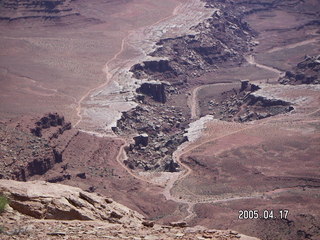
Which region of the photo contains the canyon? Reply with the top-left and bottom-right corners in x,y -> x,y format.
0,0 -> 320,239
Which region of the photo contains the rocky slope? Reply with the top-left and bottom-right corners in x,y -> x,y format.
0,180 -> 259,240
200,81 -> 294,122
115,0 -> 298,172
279,55 -> 320,85
130,1 -> 254,85
0,180 -> 140,221
0,0 -> 78,21
0,113 -> 77,181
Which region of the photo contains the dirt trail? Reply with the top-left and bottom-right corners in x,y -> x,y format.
74,1 -> 183,128
74,2 -> 320,223
169,106 -> 320,220
189,82 -> 236,119
110,36 -> 320,221
74,31 -> 130,128
167,45 -> 320,221
245,55 -> 283,76
189,86 -> 200,120
267,37 -> 319,53
72,0 -> 197,208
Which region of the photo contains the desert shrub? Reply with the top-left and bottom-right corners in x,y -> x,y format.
0,195 -> 8,213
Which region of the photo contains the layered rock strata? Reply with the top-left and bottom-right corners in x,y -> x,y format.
0,0 -> 78,21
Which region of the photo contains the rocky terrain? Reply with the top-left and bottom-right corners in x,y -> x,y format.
199,80 -> 293,122
0,114 -> 178,221
0,0 -> 319,239
0,113 -> 75,181
0,0 -> 82,23
115,0 -> 256,171
279,55 -> 320,85
0,180 -> 259,240
115,0 -> 297,172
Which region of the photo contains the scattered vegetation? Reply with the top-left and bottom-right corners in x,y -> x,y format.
0,195 -> 9,213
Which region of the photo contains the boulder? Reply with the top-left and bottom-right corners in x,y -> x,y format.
164,159 -> 179,172
142,221 -> 155,228
240,80 -> 260,92
134,134 -> 149,147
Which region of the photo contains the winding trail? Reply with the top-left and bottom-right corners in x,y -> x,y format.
107,34 -> 320,221
267,37 -> 319,53
74,36 -> 127,128
72,2 -> 320,223
164,47 -> 320,220
74,1 -> 184,128
245,55 -> 283,77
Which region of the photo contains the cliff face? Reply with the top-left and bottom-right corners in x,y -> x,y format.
0,0 -> 80,22
137,81 -> 167,103
130,2 -> 254,85
0,113 -> 76,181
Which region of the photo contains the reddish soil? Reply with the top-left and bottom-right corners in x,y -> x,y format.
167,2 -> 320,239
30,131 -> 180,222
0,0 -> 179,123
1,1 -> 320,240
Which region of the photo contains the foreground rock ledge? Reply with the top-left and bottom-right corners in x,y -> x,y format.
0,180 -> 259,239
0,180 -> 139,222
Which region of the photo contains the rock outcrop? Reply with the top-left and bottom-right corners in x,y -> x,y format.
31,113 -> 71,138
0,113 -> 76,181
279,55 -> 320,85
133,133 -> 149,147
0,180 -> 260,240
0,180 -> 142,222
131,60 -> 176,80
201,81 -> 293,122
0,0 -> 79,22
240,80 -> 260,92
137,81 -> 167,103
